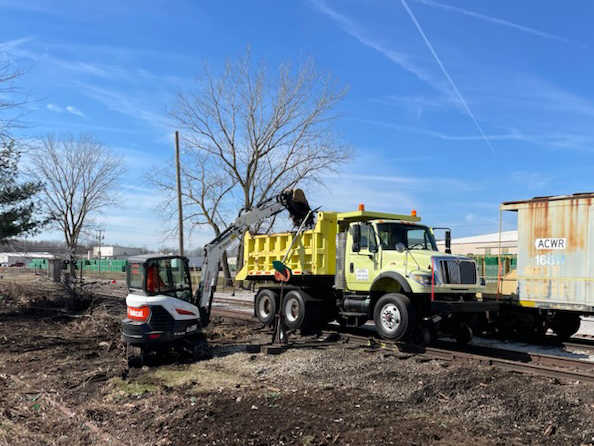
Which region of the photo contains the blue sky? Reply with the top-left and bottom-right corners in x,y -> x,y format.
1,0 -> 593,249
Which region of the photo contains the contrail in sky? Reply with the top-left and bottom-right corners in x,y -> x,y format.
412,0 -> 570,44
401,0 -> 496,154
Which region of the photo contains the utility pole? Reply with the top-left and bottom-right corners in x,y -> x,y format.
175,130 -> 184,256
96,230 -> 104,274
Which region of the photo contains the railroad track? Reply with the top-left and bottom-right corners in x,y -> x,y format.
211,307 -> 594,385
93,293 -> 594,384
213,298 -> 594,353
212,297 -> 253,309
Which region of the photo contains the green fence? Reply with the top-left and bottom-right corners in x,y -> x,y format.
27,258 -> 49,270
469,254 -> 517,283
26,258 -> 128,273
77,259 -> 127,272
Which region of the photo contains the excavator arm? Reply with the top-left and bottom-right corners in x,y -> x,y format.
195,189 -> 312,327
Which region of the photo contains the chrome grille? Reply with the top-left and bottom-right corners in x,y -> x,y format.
440,260 -> 476,285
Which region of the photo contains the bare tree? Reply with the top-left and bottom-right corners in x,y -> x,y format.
30,135 -> 125,277
152,151 -> 236,281
0,57 -> 25,144
169,49 -> 350,269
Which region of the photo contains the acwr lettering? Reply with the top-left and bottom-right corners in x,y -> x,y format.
534,238 -> 567,250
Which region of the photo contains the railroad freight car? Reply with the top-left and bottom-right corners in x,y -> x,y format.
486,193 -> 593,339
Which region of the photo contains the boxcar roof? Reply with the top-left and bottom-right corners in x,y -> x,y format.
501,192 -> 594,208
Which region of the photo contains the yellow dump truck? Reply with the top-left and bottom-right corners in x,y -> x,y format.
236,206 -> 497,342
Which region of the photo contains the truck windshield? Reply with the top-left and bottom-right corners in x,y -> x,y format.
146,258 -> 192,300
376,223 -> 438,251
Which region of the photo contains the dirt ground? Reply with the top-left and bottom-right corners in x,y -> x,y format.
1,274 -> 594,446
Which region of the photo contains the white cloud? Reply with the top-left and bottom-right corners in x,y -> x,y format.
46,103 -> 63,113
46,103 -> 85,118
0,36 -> 35,51
344,173 -> 476,191
511,171 -> 553,191
78,83 -> 171,131
359,119 -> 594,152
65,105 -> 85,117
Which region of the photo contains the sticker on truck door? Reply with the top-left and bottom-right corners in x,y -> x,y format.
355,269 -> 368,281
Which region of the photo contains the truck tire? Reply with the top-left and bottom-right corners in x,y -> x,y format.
373,293 -> 416,341
255,289 -> 278,325
282,290 -> 306,330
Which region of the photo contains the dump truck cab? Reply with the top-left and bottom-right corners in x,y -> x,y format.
334,208 -> 491,340
338,211 -> 483,297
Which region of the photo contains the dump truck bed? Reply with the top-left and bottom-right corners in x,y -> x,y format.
235,212 -> 338,280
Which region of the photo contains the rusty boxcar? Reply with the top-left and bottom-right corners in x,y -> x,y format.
490,193 -> 593,339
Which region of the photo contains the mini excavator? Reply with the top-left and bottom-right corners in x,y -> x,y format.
121,189 -> 312,367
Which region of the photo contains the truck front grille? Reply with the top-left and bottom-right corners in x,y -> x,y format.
148,306 -> 174,331
440,260 -> 476,285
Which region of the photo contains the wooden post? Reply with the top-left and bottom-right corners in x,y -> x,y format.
175,131 -> 184,256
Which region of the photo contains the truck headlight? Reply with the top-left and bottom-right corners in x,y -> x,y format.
411,273 -> 434,286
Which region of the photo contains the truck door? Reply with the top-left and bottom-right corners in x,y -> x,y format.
345,222 -> 379,291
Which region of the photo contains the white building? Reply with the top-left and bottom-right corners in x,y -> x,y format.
89,246 -> 145,259
437,230 -> 518,255
0,252 -> 55,267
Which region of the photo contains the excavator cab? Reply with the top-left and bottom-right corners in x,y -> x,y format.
127,255 -> 193,301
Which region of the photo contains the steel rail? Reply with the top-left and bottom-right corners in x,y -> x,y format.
323,330 -> 594,384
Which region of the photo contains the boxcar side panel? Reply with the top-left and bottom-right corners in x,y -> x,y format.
514,197 -> 593,312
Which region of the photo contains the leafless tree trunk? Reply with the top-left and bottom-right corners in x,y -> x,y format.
170,49 -> 351,271
29,135 -> 125,281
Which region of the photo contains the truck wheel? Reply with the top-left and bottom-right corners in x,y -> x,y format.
373,293 -> 415,341
255,289 -> 278,325
552,313 -> 581,340
282,290 -> 306,330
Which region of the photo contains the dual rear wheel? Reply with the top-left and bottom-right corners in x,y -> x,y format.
254,288 -> 324,333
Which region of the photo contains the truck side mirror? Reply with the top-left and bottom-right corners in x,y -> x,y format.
352,224 -> 361,252
445,230 -> 452,254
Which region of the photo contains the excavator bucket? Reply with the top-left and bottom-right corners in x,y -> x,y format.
281,188 -> 315,228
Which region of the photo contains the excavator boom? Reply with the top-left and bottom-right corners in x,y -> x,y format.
195,189 -> 311,326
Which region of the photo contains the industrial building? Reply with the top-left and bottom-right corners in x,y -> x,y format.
437,230 -> 518,255
89,245 -> 145,259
